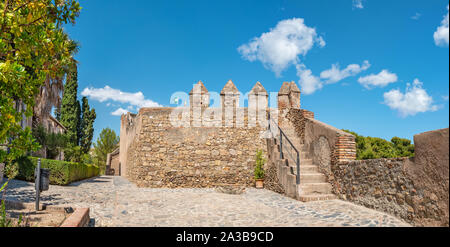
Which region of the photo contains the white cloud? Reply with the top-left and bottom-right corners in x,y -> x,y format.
296,60 -> 370,95
320,60 -> 371,84
238,18 -> 325,76
111,108 -> 129,116
82,86 -> 162,116
411,13 -> 421,20
434,5 -> 449,47
383,79 -> 438,117
81,85 -> 162,108
358,69 -> 398,89
353,0 -> 363,9
296,64 -> 323,95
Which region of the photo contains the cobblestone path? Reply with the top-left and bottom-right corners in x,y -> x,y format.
2,176 -> 410,227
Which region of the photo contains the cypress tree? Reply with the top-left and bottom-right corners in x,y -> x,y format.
59,64 -> 80,147
76,100 -> 81,146
80,97 -> 97,154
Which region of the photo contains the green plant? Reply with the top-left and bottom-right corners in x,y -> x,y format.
0,200 -> 12,227
64,144 -> 82,163
14,156 -> 99,185
0,200 -> 23,227
254,149 -> 266,180
1,180 -> 24,227
3,161 -> 18,180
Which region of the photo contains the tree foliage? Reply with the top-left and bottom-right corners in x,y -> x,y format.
93,128 -> 119,173
31,124 -> 67,159
343,130 -> 415,160
60,72 -> 97,162
59,64 -> 80,147
0,0 -> 81,165
79,97 -> 96,154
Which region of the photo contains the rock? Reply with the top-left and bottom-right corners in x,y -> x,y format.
429,193 -> 438,202
396,193 -> 405,205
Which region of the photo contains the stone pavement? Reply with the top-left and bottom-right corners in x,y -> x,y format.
1,176 -> 410,227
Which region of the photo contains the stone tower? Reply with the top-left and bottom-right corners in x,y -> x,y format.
288,81 -> 300,109
221,80 -> 240,127
220,80 -> 239,108
249,81 -> 268,126
189,81 -> 209,126
278,81 -> 301,110
189,80 -> 210,108
278,81 -> 301,124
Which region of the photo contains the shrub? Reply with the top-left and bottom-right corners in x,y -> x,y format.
254,149 -> 266,180
13,156 -> 99,185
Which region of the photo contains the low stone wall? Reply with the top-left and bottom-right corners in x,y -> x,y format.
332,158 -> 417,224
332,128 -> 449,226
124,108 -> 267,188
264,138 -> 285,194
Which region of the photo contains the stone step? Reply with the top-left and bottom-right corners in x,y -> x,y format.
299,173 -> 326,183
300,159 -> 312,166
276,147 -> 311,160
298,194 -> 337,202
289,164 -> 316,175
299,165 -> 318,173
297,183 -> 332,194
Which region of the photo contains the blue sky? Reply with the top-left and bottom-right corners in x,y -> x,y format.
64,0 -> 449,143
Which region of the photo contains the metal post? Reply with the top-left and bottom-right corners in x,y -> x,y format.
279,130 -> 283,159
296,152 -> 300,184
35,158 -> 41,211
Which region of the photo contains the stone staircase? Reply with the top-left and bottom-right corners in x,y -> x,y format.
267,121 -> 336,202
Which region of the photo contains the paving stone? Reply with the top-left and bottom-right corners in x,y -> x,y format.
2,176 -> 410,227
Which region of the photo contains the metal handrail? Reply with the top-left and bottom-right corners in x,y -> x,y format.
267,112 -> 300,184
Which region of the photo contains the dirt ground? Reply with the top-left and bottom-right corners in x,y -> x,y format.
5,207 -> 71,227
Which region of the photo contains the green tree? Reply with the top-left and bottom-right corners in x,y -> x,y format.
0,0 -> 81,166
76,99 -> 81,145
80,97 -> 96,154
342,129 -> 414,160
391,137 -> 415,157
59,64 -> 80,148
93,128 -> 119,174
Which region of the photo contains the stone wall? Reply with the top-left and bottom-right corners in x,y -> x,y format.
331,128 -> 449,226
120,112 -> 141,177
122,108 -> 267,188
106,148 -> 120,176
